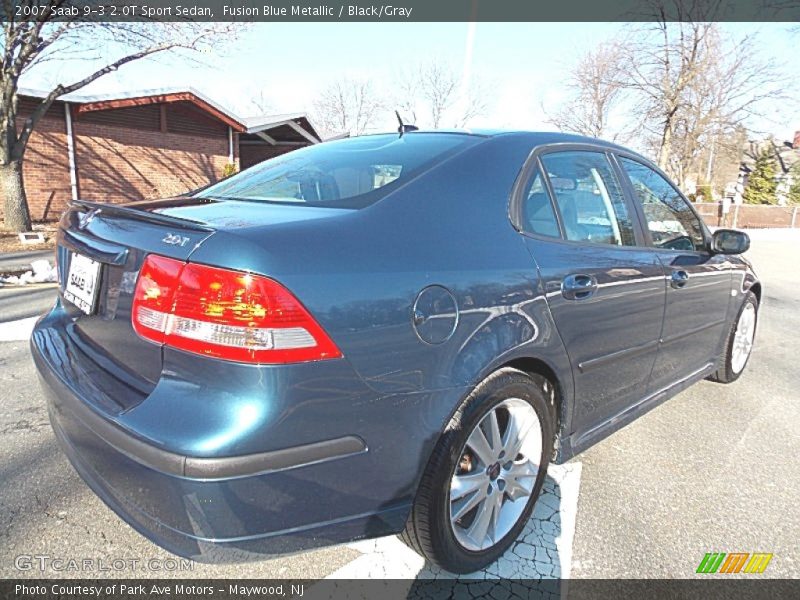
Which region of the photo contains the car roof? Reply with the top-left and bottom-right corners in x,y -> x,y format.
358,129 -> 633,154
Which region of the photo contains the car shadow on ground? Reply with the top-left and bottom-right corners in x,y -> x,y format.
326,463 -> 581,589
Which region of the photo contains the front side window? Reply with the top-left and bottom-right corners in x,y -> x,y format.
198,133 -> 480,209
540,151 -> 635,246
619,157 -> 705,251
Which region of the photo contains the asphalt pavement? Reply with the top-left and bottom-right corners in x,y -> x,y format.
570,230 -> 799,578
0,231 -> 797,580
0,249 -> 58,323
0,331 -> 359,579
0,285 -> 57,323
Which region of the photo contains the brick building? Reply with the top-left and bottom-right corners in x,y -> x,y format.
14,87 -> 321,221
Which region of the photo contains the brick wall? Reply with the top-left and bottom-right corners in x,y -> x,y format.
11,100 -> 73,221
2,99 -> 241,223
73,118 -> 233,204
5,95 -> 313,223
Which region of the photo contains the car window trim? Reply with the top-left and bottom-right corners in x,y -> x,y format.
533,156 -> 568,239
510,143 -> 648,249
508,152 -> 564,240
612,151 -> 713,253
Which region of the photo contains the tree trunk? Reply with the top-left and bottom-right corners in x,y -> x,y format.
657,122 -> 673,171
1,160 -> 32,232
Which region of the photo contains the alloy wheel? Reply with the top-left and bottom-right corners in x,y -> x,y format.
449,398 -> 543,552
731,302 -> 756,374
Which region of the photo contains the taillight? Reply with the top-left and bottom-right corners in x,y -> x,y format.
132,255 -> 342,364
131,255 -> 183,344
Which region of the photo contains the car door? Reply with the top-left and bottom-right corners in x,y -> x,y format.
617,156 -> 733,392
516,148 -> 666,436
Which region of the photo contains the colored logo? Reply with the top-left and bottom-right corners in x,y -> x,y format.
697,552 -> 773,574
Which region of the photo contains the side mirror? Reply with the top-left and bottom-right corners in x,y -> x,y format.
712,229 -> 750,255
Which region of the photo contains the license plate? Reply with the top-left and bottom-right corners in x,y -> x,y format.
63,252 -> 101,315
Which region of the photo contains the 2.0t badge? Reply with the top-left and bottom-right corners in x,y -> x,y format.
162,233 -> 190,247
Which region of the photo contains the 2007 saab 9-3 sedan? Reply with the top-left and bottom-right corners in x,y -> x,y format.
32,131 -> 759,573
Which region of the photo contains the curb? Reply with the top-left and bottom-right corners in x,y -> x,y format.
0,282 -> 58,290
0,250 -> 55,274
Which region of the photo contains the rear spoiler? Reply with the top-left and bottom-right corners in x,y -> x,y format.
70,199 -> 215,233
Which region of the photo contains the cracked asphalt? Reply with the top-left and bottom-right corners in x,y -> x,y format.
327,463 -> 581,581
0,230 -> 797,580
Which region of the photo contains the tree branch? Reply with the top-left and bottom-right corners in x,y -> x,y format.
14,27 -> 215,156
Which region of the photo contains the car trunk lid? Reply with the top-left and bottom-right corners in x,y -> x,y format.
57,197 -> 348,412
57,200 -> 215,409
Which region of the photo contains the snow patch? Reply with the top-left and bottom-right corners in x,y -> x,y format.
0,316 -> 39,342
0,259 -> 57,286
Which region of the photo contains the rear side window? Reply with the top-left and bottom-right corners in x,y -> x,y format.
540,151 -> 636,246
619,157 -> 705,251
198,133 -> 480,209
520,168 -> 560,238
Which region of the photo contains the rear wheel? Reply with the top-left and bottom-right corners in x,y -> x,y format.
401,368 -> 554,573
708,292 -> 758,384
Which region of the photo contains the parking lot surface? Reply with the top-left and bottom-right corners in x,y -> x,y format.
0,230 -> 796,579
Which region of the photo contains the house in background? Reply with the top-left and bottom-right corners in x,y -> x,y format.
12,87 -> 321,221
739,130 -> 800,206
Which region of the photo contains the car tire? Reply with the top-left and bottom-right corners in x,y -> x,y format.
401,367 -> 555,573
708,291 -> 759,384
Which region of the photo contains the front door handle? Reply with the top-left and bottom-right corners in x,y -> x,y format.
671,270 -> 690,289
562,274 -> 598,300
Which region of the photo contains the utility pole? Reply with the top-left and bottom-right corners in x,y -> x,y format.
455,1 -> 478,128
705,137 -> 716,186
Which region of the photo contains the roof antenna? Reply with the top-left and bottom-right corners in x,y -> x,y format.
395,110 -> 419,136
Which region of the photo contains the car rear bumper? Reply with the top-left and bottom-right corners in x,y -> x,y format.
42,370 -> 367,481
45,399 -> 405,561
31,307 -> 466,561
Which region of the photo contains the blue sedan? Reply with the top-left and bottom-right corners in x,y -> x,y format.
32,131 -> 759,573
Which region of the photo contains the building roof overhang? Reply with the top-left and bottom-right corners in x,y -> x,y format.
18,86 -> 321,143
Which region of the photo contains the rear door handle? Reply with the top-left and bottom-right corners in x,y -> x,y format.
562,274 -> 598,300
671,270 -> 690,289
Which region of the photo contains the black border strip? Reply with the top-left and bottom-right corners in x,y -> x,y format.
2,578 -> 799,599
2,0 -> 799,23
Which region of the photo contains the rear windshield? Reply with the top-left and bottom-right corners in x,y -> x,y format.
197,133 -> 480,209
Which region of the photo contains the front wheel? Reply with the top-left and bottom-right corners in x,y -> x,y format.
708,291 -> 759,384
401,368 -> 554,573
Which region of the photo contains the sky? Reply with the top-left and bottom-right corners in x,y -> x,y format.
20,22 -> 800,147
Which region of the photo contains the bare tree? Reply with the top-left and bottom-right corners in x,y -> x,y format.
245,90 -> 275,116
393,66 -> 420,125
312,78 -> 382,138
545,42 -> 627,140
1,2 -> 236,232
620,22 -> 715,171
452,77 -> 488,129
394,61 -> 487,129
618,22 -> 784,187
419,62 -> 458,128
